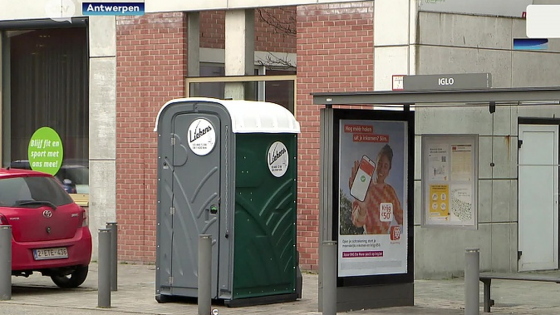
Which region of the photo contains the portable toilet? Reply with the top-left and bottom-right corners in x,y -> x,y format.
154,98 -> 301,306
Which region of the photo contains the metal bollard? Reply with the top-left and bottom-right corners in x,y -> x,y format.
98,228 -> 111,308
465,248 -> 480,315
322,241 -> 337,315
106,222 -> 118,291
198,234 -> 212,315
0,226 -> 12,300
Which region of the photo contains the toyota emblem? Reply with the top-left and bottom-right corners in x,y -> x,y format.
43,210 -> 53,218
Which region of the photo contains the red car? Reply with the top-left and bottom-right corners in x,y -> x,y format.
0,168 -> 92,288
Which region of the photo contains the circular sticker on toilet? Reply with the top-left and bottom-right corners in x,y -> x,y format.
267,141 -> 289,177
188,118 -> 216,156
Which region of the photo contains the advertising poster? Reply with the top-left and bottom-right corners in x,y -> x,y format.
422,135 -> 478,228
338,120 -> 408,277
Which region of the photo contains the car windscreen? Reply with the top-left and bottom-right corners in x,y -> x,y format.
0,176 -> 74,207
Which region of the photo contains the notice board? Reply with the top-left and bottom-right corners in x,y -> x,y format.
421,135 -> 478,229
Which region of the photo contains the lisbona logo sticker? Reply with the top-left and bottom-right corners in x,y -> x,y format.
268,141 -> 289,177
188,119 -> 216,156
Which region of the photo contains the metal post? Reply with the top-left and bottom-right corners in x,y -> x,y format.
106,222 -> 118,291
322,241 -> 337,315
98,229 -> 111,308
465,248 -> 480,315
198,234 -> 212,315
318,107 -> 335,312
0,226 -> 12,301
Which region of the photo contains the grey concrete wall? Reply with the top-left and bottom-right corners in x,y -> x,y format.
414,12 -> 560,279
88,16 -> 117,261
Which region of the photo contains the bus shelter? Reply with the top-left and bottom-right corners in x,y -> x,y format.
313,87 -> 560,312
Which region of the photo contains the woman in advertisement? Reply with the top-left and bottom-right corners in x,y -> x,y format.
348,144 -> 403,235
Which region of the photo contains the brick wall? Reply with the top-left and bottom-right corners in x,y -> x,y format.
113,5 -> 372,270
200,10 -> 224,49
116,13 -> 187,262
200,7 -> 297,52
296,2 -> 374,270
115,8 -> 297,264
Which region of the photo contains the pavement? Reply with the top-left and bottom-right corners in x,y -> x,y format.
3,263 -> 560,314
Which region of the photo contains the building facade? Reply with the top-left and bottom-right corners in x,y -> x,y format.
1,0 -> 560,279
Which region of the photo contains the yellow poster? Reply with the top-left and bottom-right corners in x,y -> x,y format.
429,185 -> 449,217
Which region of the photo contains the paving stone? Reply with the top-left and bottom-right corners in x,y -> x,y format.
3,263 -> 560,314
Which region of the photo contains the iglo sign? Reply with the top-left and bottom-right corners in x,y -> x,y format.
400,73 -> 492,91
188,118 -> 216,156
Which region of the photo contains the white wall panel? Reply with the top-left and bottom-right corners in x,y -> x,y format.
89,16 -> 115,57
89,160 -> 117,260
89,58 -> 116,160
0,0 -> 71,20
414,224 -> 492,278
512,51 -> 560,87
416,46 -> 513,87
418,12 -> 513,50
374,0 -> 410,46
374,46 -> 410,91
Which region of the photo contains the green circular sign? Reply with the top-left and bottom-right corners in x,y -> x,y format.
28,127 -> 64,175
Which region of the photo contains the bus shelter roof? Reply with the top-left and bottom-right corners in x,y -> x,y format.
312,87 -> 560,106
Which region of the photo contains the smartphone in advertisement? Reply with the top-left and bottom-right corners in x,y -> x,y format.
350,155 -> 376,202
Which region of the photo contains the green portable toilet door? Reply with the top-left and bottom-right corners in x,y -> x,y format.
233,134 -> 297,299
170,113 -> 220,297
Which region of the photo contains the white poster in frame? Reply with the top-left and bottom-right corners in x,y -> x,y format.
338,119 -> 408,277
421,135 -> 478,229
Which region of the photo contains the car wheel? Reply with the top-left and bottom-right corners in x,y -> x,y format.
51,265 -> 89,288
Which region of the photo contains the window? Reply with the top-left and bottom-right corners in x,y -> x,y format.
188,64 -> 296,113
1,27 -> 89,193
0,176 -> 73,207
198,64 -> 225,99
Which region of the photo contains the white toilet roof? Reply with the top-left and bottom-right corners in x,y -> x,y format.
154,97 -> 300,134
